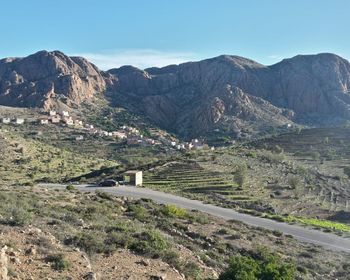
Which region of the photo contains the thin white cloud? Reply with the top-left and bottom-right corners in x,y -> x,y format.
73,49 -> 197,70
267,55 -> 283,60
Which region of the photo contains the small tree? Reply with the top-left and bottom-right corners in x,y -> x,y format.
288,176 -> 302,198
234,163 -> 248,189
288,176 -> 300,189
344,167 -> 350,178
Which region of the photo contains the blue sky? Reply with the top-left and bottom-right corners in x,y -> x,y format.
1,0 -> 349,69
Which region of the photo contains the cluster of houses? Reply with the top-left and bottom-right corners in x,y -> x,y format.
1,117 -> 25,125
41,110 -> 84,127
1,111 -> 213,150
88,125 -> 137,139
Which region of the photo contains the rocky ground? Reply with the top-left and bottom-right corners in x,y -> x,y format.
1,186 -> 350,279
0,227 -> 184,280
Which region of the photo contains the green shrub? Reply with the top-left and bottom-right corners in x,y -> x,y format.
182,261 -> 202,279
104,232 -> 133,252
6,207 -> 33,226
128,204 -> 150,222
260,151 -> 285,164
234,163 -> 247,188
96,190 -> 113,200
130,230 -> 169,256
219,250 -> 295,280
344,166 -> 350,178
246,151 -> 257,158
46,254 -> 70,271
161,249 -> 181,268
162,204 -> 188,219
219,255 -> 259,280
68,232 -> 105,255
288,175 -> 301,188
274,145 -> 284,154
66,185 -> 75,191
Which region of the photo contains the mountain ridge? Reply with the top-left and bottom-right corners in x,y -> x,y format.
1,50 -> 350,137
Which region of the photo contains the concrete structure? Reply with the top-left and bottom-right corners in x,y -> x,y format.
85,124 -> 94,130
123,170 -> 143,187
15,118 -> 24,125
49,110 -> 57,116
127,137 -> 142,145
40,119 -> 49,124
112,131 -> 127,139
1,118 -> 11,124
51,116 -> 61,124
74,120 -> 83,127
61,111 -> 69,117
63,117 -> 74,126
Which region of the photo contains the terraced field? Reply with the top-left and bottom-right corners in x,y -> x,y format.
144,161 -> 254,203
253,127 -> 350,160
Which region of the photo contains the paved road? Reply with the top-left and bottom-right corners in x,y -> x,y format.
39,183 -> 350,253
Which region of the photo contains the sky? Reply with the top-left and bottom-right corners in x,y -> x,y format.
0,0 -> 349,70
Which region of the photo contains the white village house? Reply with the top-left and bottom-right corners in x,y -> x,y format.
1,118 -> 11,124
40,119 -> 49,124
15,118 -> 25,125
51,116 -> 61,124
61,111 -> 70,117
63,117 -> 74,126
74,119 -> 83,127
75,135 -> 84,141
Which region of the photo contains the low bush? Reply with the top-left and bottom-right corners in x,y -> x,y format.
161,204 -> 188,219
130,230 -> 169,256
219,250 -> 295,280
234,163 -> 247,189
67,232 -> 106,255
96,190 -> 113,200
4,206 -> 33,226
128,204 -> 150,222
46,254 -> 70,271
66,185 -> 75,191
260,151 -> 285,164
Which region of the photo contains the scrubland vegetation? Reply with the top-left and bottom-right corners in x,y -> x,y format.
1,118 -> 350,279
1,186 -> 350,279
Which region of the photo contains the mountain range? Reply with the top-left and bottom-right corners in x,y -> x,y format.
1,50 -> 350,138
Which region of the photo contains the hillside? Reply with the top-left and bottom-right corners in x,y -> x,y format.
107,53 -> 350,137
1,185 -> 350,279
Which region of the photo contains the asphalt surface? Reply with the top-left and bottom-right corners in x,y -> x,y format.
39,183 -> 350,253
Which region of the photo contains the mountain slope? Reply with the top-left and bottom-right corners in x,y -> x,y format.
0,50 -> 106,109
106,53 -> 350,136
269,54 -> 350,121
1,51 -> 350,138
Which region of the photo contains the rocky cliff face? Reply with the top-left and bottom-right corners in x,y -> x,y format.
106,53 -> 350,136
0,50 -> 106,110
269,54 -> 350,120
1,51 -> 350,137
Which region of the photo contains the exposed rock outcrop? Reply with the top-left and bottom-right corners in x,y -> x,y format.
0,246 -> 8,280
0,50 -> 106,109
106,53 -> 350,137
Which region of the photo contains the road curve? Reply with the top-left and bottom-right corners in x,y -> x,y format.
39,183 -> 350,253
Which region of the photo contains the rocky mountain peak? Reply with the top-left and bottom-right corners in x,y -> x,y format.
208,55 -> 266,69
0,50 -> 106,109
